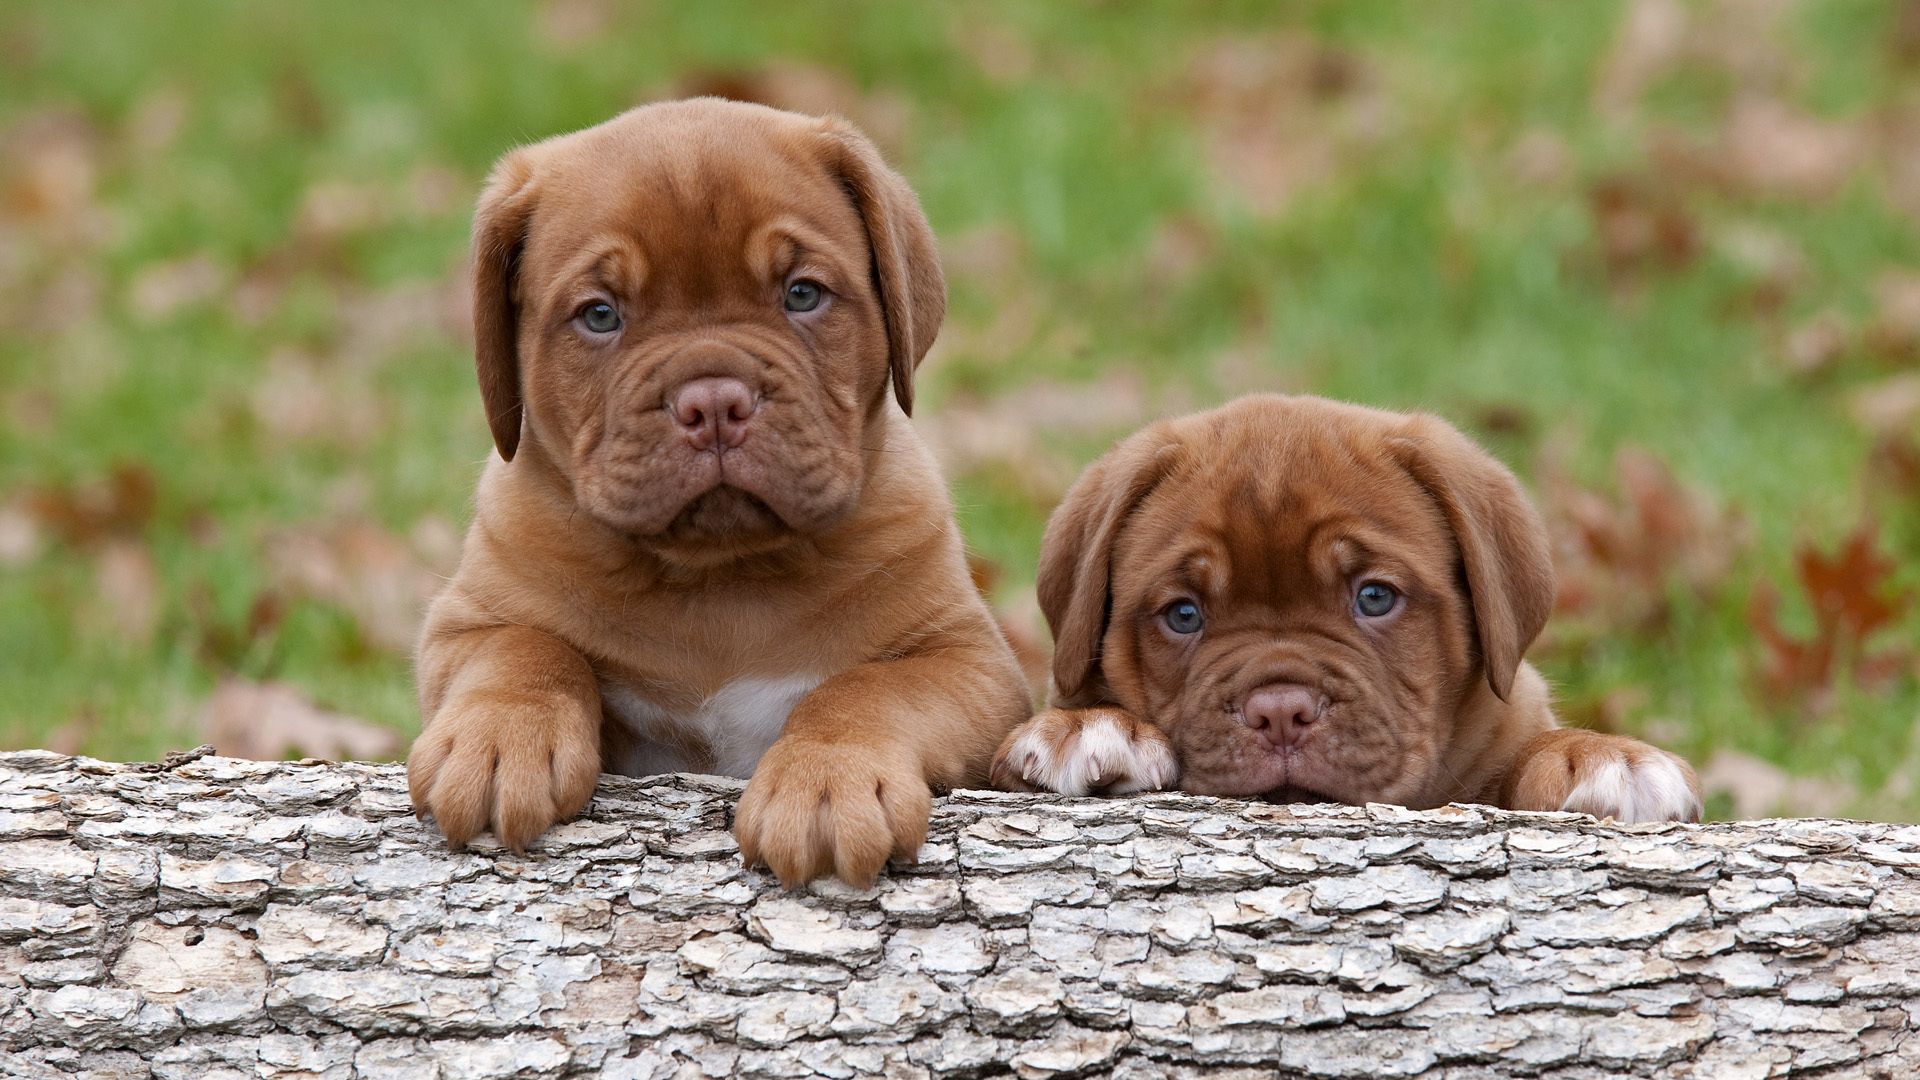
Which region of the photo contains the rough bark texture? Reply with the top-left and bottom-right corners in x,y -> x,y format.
2,749 -> 1918,1079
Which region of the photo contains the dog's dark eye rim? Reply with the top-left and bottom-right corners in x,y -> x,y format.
1161,599 -> 1205,635
784,278 -> 828,313
577,301 -> 621,333
1355,581 -> 1400,618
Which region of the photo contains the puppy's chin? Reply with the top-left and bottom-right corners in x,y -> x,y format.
1174,721 -> 1425,809
577,474 -> 863,568
664,486 -> 784,539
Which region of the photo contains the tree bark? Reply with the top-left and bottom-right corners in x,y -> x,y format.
1,748 -> 1917,1079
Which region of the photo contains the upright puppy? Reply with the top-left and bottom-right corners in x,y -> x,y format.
408,99 -> 1031,885
991,395 -> 1701,823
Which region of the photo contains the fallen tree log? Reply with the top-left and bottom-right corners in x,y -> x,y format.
1,748 -> 1917,1079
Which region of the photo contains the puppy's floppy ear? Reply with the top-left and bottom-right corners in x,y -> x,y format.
471,150 -> 540,461
1040,428 -> 1181,707
819,120 -> 945,416
1392,417 -> 1556,701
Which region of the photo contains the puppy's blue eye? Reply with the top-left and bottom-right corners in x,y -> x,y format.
1356,582 -> 1399,618
1163,600 -> 1205,635
784,280 -> 824,312
581,302 -> 620,333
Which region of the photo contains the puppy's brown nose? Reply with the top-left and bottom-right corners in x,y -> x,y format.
669,377 -> 758,451
1241,683 -> 1325,748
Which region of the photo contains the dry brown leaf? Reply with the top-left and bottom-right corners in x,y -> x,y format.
129,253 -> 227,322
0,500 -> 42,568
1697,749 -> 1857,818
250,347 -> 388,446
537,0 -> 616,50
919,371 -> 1157,509
1782,310 -> 1851,378
1539,443 -> 1746,635
265,518 -> 452,655
1717,95 -> 1865,201
37,708 -> 101,758
1748,523 -> 1916,718
125,87 -> 189,155
1862,271 -> 1920,366
1716,223 -> 1806,320
1593,0 -> 1688,118
1595,0 -> 1798,118
1143,215 -> 1217,293
24,461 -> 157,548
950,19 -> 1036,85
1580,175 -> 1700,293
93,538 -> 161,646
1851,372 -> 1920,438
198,678 -> 400,762
190,585 -> 287,671
1176,32 -> 1385,217
1504,129 -> 1572,189
0,107 -> 104,237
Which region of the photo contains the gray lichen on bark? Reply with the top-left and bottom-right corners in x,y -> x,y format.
2,748 -> 1918,1078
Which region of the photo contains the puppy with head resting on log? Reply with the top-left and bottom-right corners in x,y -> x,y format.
991,394 -> 1702,823
407,99 -> 1030,886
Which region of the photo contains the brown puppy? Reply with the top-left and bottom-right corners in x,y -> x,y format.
407,99 -> 1030,886
991,395 -> 1701,823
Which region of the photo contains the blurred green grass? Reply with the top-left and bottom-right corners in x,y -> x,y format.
1,1 -> 1916,818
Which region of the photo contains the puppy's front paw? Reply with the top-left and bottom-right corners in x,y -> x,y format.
734,739 -> 931,888
1506,730 -> 1701,823
989,707 -> 1178,796
406,693 -> 602,852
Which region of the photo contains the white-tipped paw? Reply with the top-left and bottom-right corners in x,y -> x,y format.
989,707 -> 1178,796
1510,730 -> 1702,823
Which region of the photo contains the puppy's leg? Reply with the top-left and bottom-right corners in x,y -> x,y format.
409,623 -> 603,852
989,706 -> 1178,796
1501,729 -> 1702,823
734,640 -> 1029,888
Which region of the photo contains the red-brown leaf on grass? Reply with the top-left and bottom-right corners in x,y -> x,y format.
1862,271 -> 1920,367
1748,523 -> 1916,717
23,461 -> 157,548
198,677 -> 400,762
1538,444 -> 1747,634
1174,32 -> 1386,217
189,585 -> 288,671
1897,0 -> 1920,68
265,518 -> 456,656
1578,175 -> 1700,295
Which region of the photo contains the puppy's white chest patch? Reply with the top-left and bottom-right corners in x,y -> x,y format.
602,674 -> 825,779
